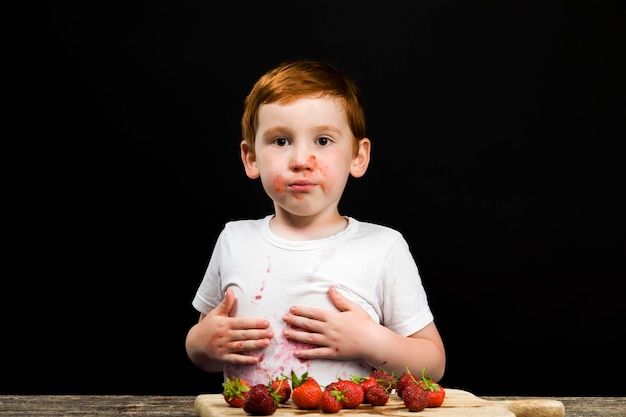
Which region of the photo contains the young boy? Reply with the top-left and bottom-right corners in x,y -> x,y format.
185,60 -> 446,387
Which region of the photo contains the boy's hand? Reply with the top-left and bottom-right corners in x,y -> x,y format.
198,288 -> 274,365
281,286 -> 377,360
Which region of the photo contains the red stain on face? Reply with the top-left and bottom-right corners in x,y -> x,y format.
273,175 -> 286,193
272,155 -> 337,196
318,165 -> 333,192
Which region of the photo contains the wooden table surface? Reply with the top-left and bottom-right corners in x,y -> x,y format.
0,394 -> 624,416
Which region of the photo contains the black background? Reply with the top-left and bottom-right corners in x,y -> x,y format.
5,1 -> 625,396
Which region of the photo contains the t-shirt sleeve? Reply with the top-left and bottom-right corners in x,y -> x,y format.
380,235 -> 434,336
191,230 -> 226,314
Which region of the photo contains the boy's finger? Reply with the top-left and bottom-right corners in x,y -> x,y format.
327,286 -> 353,312
215,288 -> 236,316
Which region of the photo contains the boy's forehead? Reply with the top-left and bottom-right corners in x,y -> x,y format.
259,96 -> 345,115
256,96 -> 349,133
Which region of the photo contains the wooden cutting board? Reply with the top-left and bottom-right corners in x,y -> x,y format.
195,388 -> 564,417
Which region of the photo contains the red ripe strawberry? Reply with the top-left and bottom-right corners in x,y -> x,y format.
402,384 -> 429,412
397,371 -> 417,399
319,383 -> 344,413
357,375 -> 378,391
332,379 -> 364,408
268,375 -> 291,404
417,367 -> 446,407
354,375 -> 378,403
426,385 -> 446,408
242,384 -> 278,415
370,367 -> 397,391
221,376 -> 251,407
290,371 -> 323,410
365,384 -> 390,406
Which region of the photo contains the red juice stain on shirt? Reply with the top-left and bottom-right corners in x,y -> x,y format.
252,280 -> 267,303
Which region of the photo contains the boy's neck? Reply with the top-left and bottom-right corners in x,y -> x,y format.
269,212 -> 348,241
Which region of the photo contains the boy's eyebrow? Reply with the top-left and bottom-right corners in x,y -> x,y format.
311,125 -> 342,135
259,126 -> 289,137
261,125 -> 343,136
261,125 -> 281,132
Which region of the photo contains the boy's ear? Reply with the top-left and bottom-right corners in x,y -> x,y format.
240,140 -> 260,179
350,138 -> 371,178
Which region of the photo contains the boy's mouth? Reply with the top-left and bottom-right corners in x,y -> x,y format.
289,180 -> 316,192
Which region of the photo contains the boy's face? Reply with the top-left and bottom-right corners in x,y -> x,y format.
241,96 -> 369,219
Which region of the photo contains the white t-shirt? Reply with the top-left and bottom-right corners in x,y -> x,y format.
191,215 -> 434,387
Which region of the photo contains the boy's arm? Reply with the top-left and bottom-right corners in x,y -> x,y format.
361,321 -> 445,382
186,313 -> 225,373
185,289 -> 274,372
283,286 -> 446,382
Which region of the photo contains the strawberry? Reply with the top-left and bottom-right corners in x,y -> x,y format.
402,383 -> 429,412
242,383 -> 279,415
319,382 -> 344,413
397,365 -> 420,399
357,374 -> 378,391
221,376 -> 251,407
268,374 -> 291,404
332,379 -> 364,408
426,385 -> 446,408
364,384 -> 390,406
354,375 -> 378,403
370,367 -> 397,391
417,367 -> 445,407
290,371 -> 323,410
397,371 -> 416,399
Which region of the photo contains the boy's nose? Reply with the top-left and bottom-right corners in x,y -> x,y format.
289,152 -> 316,171
289,144 -> 315,171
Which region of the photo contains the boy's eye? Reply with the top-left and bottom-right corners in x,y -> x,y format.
273,137 -> 288,146
317,136 -> 331,146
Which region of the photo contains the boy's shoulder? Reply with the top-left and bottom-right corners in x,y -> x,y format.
223,216 -> 269,231
225,216 -> 267,225
350,218 -> 404,239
